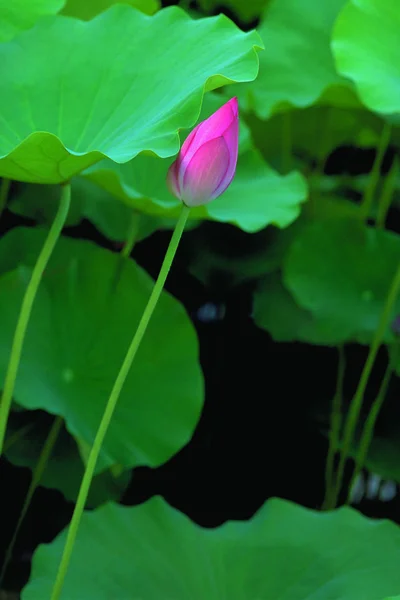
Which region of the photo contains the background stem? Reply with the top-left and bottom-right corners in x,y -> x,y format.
0,416 -> 63,585
329,262 -> 400,508
322,345 -> 345,510
0,183 -> 71,455
361,122 -> 391,221
50,204 -> 191,600
346,354 -> 395,505
376,156 -> 398,229
0,178 -> 10,219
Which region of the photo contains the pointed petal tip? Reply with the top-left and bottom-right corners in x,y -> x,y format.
228,97 -> 239,117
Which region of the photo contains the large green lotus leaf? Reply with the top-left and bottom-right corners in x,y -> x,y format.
0,0 -> 64,42
197,0 -> 270,23
62,0 -> 159,19
0,228 -> 203,472
234,0 -> 357,120
283,219 -> 400,344
332,0 -> 400,114
5,409 -> 130,507
0,6 -> 262,184
23,496 -> 400,599
8,178 -> 184,242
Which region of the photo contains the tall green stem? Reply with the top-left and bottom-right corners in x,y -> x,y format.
360,122 -> 391,221
50,204 -> 191,600
0,183 -> 71,455
329,262 -> 400,508
376,156 -> 398,229
346,350 -> 396,505
0,416 -> 63,584
121,210 -> 140,259
322,345 -> 345,510
0,178 -> 10,218
281,111 -> 292,174
111,210 -> 141,294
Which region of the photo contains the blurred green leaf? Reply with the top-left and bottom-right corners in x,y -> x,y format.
0,0 -> 64,42
235,0 -> 357,120
245,106 -> 382,172
62,0 -> 159,19
85,149 -> 307,233
5,409 -> 129,507
0,6 -> 262,183
0,228 -> 203,472
8,178 -> 178,242
333,0 -> 400,114
24,496 -> 400,599
283,218 -> 400,344
254,272 -> 344,344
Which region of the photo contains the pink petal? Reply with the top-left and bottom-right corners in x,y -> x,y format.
211,112 -> 239,199
179,98 -> 238,180
166,160 -> 181,199
181,136 -> 230,207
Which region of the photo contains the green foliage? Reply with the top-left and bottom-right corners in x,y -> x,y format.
236,0 -> 358,120
0,228 -> 203,471
0,6 -> 262,183
283,219 -> 400,344
24,497 -> 400,599
8,178 -> 175,242
84,93 -> 307,232
84,150 -> 307,232
1,0 -> 400,594
5,409 -> 130,506
0,0 -> 64,42
333,0 -> 400,114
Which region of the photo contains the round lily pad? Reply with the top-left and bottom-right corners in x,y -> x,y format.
0,6 -> 262,183
283,218 -> 400,344
0,228 -> 204,472
24,496 -> 400,599
235,0 -> 356,120
254,272 -> 345,345
333,0 -> 400,114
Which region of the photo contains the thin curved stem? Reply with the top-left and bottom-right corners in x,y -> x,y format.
329,262 -> 400,508
346,351 -> 396,505
360,122 -> 391,221
376,156 -> 399,230
50,203 -> 191,600
0,416 -> 63,585
111,210 -> 141,294
121,210 -> 140,259
281,111 -> 292,174
322,345 -> 346,510
0,178 -> 10,218
0,183 -> 71,455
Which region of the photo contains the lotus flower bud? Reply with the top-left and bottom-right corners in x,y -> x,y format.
167,97 -> 239,207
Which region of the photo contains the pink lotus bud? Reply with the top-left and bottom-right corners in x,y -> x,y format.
167,97 -> 239,208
